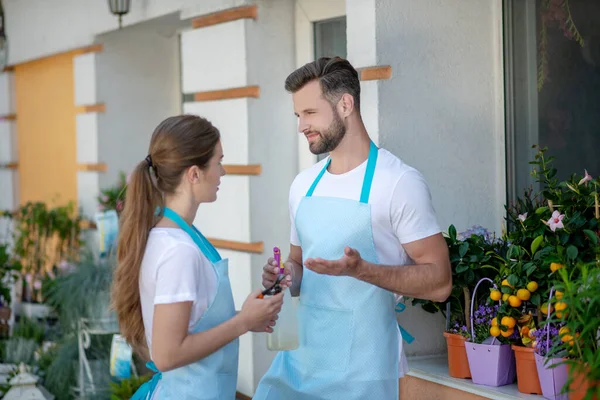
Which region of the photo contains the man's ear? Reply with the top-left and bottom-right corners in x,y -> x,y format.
338,93 -> 355,117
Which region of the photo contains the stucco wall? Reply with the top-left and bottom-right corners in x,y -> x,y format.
372,0 -> 506,356
245,0 -> 298,390
4,0 -> 249,65
95,13 -> 185,191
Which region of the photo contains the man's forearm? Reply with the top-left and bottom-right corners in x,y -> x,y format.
287,258 -> 303,297
355,261 -> 451,303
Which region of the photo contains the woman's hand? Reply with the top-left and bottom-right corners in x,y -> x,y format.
239,289 -> 284,333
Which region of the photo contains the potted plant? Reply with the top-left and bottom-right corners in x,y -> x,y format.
97,171 -> 128,215
0,241 -> 20,337
464,277 -> 518,387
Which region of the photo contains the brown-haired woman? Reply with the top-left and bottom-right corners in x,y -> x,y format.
111,115 -> 284,400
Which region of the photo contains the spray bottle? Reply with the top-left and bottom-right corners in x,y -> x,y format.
267,247 -> 299,351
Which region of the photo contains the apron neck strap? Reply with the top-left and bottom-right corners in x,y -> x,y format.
162,207 -> 222,263
306,141 -> 378,204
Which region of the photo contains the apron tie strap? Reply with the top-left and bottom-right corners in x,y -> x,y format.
131,361 -> 162,400
395,302 -> 415,344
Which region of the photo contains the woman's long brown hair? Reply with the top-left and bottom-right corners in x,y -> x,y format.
111,114 -> 220,357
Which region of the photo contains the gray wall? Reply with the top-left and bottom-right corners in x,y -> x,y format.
372,0 -> 506,356
245,0 -> 298,388
96,13 -> 186,189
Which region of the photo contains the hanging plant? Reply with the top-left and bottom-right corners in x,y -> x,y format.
538,0 -> 585,92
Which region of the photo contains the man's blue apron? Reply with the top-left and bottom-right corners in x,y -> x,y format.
254,141 -> 407,400
132,207 -> 239,400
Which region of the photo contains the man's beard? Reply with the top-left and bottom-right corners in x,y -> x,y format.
308,112 -> 346,155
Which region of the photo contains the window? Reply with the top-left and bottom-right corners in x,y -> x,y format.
314,17 -> 347,60
504,0 -> 600,202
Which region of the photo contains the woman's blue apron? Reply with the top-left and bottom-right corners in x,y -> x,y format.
254,142 -> 408,400
132,207 -> 239,399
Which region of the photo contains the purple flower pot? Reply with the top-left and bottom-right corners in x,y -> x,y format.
465,341 -> 516,387
535,353 -> 569,400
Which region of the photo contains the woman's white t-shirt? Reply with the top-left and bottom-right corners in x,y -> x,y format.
139,227 -> 218,353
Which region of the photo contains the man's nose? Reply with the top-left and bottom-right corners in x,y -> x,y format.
298,117 -> 309,134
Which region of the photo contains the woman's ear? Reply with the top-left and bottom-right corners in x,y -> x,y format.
186,165 -> 203,184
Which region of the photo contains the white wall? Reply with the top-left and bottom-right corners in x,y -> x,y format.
359,0 -> 506,356
4,0 -> 249,65
245,0 -> 298,390
95,13 -> 184,194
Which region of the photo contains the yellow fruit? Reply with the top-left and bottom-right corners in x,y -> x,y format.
491,317 -> 499,327
501,316 -> 517,329
555,290 -> 564,300
541,302 -> 553,315
550,262 -> 564,272
521,326 -> 530,337
501,328 -> 514,337
490,326 -> 501,337
502,279 -> 513,289
527,281 -> 538,292
517,289 -> 531,301
555,301 -> 567,311
561,334 -> 573,343
508,295 -> 522,308
490,290 -> 502,301
528,328 -> 537,339
502,293 -> 510,302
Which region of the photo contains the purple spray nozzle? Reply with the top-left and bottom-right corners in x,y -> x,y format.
273,247 -> 282,274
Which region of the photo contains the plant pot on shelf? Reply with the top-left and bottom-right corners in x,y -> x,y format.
443,332 -> 471,378
512,345 -> 543,395
535,354 -> 569,400
464,277 -> 516,387
567,362 -> 598,400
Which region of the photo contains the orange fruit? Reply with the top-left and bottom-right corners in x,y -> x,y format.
541,302 -> 553,315
490,326 -> 501,337
502,293 -> 510,302
508,295 -> 522,308
502,279 -> 513,289
517,289 -> 531,301
501,316 -> 516,329
550,262 -> 564,272
521,326 -> 530,337
555,290 -> 564,300
526,281 -> 538,292
501,328 -> 514,337
490,290 -> 502,301
555,301 -> 567,312
491,317 -> 499,327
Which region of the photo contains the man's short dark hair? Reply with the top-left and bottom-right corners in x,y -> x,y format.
284,57 -> 361,111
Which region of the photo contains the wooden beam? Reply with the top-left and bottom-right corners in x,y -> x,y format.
77,163 -> 107,172
359,65 -> 392,81
0,114 -> 16,121
0,162 -> 18,170
223,164 -> 261,175
192,86 -> 260,102
207,238 -> 264,254
73,43 -> 104,56
76,103 -> 105,114
2,66 -> 14,73
236,392 -> 253,400
192,5 -> 258,29
80,219 -> 97,230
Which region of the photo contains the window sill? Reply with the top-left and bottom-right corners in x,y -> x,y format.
406,356 -> 543,400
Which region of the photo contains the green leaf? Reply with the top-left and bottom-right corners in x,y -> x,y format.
531,235 -> 544,255
583,229 -> 599,245
459,243 -> 469,258
455,263 -> 469,274
566,246 -> 578,261
501,285 -> 513,294
530,292 -> 541,306
448,225 -> 457,241
525,263 -> 537,277
535,206 -> 549,215
508,274 -> 519,287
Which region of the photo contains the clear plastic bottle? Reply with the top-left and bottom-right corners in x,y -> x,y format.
267,247 -> 299,351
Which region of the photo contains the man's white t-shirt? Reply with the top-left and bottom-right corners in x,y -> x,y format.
288,148 -> 442,377
139,227 -> 218,354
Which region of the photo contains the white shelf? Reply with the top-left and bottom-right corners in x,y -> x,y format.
406,356 -> 544,400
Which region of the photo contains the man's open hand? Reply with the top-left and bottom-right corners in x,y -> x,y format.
304,246 -> 363,277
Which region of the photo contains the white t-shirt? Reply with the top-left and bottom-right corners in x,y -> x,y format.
289,148 -> 441,377
139,227 -> 218,353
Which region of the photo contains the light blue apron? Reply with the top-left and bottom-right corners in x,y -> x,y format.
254,142 -> 406,400
132,207 -> 239,400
